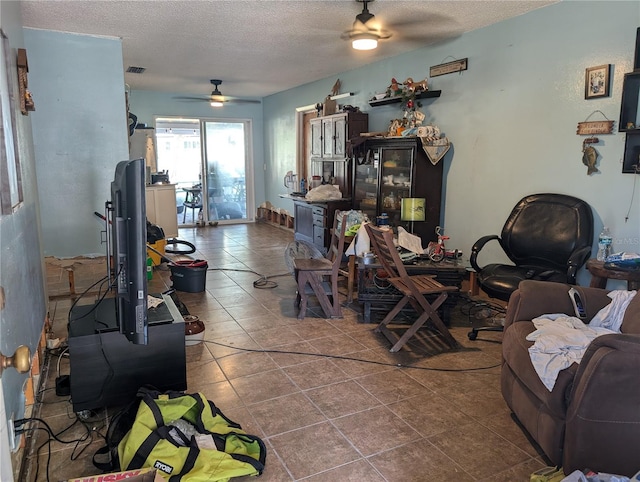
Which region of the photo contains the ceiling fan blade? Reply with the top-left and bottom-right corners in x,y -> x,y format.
173,95 -> 260,105
225,98 -> 261,104
173,96 -> 212,102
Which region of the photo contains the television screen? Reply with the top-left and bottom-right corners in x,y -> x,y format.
110,158 -> 148,344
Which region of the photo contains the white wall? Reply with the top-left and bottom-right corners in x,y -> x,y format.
24,28 -> 129,257
263,1 -> 640,287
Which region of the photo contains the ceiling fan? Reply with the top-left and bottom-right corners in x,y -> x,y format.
174,79 -> 261,106
341,0 -> 391,50
340,0 -> 460,50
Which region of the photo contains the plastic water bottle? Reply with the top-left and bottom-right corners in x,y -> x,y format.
596,226 -> 613,261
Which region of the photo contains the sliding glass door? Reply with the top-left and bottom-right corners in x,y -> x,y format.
156,117 -> 253,226
202,121 -> 251,223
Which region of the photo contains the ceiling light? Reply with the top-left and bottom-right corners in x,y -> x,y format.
210,100 -> 224,107
352,33 -> 378,50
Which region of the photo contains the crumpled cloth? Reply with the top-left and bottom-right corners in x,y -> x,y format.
588,289 -> 637,332
527,315 -> 616,391
526,290 -> 637,391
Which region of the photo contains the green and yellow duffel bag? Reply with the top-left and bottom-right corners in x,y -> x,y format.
115,388 -> 266,481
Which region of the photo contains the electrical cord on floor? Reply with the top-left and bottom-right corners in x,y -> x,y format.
204,266 -> 291,289
457,295 -> 507,327
67,271 -> 118,325
202,339 -> 500,372
16,415 -> 94,482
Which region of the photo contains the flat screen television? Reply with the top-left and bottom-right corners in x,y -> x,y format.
110,158 -> 148,344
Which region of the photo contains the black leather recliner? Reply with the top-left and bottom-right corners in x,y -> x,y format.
468,193 -> 594,339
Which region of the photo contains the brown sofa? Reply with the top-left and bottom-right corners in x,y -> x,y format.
501,280 -> 640,476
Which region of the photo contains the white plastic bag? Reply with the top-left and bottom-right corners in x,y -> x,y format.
305,184 -> 342,201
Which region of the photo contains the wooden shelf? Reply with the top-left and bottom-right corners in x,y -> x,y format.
368,90 -> 442,107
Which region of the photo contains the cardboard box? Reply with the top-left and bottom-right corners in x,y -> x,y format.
322,98 -> 336,116
66,467 -> 164,482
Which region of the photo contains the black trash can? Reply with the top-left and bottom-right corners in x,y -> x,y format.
170,260 -> 208,293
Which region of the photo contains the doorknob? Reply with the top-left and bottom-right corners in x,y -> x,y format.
0,345 -> 31,378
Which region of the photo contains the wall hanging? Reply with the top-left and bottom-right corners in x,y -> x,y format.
576,110 -> 615,176
585,64 -> 611,99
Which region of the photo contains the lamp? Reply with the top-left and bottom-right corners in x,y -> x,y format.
352,33 -> 378,50
401,197 -> 426,232
210,100 -> 224,107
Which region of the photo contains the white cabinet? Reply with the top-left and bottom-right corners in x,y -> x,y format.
308,112 -> 368,197
145,184 -> 178,238
309,112 -> 367,161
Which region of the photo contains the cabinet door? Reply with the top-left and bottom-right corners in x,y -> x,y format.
293,202 -> 314,241
321,118 -> 334,158
379,146 -> 414,227
145,186 -> 179,238
353,149 -> 379,220
310,120 -> 322,158
332,116 -> 347,159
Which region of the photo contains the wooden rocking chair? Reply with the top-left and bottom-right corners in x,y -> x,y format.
364,224 -> 460,352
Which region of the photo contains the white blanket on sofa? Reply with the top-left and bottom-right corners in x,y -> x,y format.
527,290 -> 637,391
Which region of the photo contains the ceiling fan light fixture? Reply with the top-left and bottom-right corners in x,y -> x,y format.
352,33 -> 378,50
210,100 -> 224,107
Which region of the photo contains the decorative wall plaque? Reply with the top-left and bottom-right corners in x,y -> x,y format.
576,121 -> 614,135
429,58 -> 468,77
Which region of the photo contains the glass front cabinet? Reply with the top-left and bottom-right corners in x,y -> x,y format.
353,137 -> 444,244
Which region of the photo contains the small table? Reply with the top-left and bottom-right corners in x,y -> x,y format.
586,259 -> 640,290
357,257 -> 468,323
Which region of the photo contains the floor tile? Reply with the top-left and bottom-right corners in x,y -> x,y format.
332,405 -> 421,457
250,392 -> 326,437
305,380 -> 381,419
428,423 -> 531,479
269,422 -> 360,480
31,223 -> 544,482
368,440 -> 474,482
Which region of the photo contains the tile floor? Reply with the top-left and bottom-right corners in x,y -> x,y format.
20,222 -> 548,481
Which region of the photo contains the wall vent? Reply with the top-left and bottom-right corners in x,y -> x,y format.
126,66 -> 146,74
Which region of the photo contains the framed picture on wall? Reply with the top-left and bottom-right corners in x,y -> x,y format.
1,30 -> 25,214
585,64 -> 611,99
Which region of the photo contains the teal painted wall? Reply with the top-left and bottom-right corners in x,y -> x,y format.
263,1 -> 640,287
0,0 -> 46,467
24,28 -> 128,257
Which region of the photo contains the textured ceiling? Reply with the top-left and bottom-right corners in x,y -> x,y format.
19,0 -> 557,99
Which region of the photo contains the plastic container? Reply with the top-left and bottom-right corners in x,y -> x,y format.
376,213 -> 389,227
597,226 -> 613,261
170,260 -> 208,292
147,238 -> 167,266
183,314 -> 205,346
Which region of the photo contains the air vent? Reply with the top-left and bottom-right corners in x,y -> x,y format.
126,66 -> 146,74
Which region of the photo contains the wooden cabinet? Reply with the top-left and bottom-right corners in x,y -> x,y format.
293,199 -> 352,254
69,295 -> 186,412
353,137 -> 444,244
309,112 -> 368,196
146,184 -> 178,238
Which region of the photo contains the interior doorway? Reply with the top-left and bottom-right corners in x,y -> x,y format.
155,117 -> 253,226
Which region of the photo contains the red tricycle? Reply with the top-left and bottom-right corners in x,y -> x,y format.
426,226 -> 460,262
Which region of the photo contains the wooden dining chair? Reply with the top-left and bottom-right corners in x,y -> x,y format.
294,211 -> 347,320
364,224 -> 460,352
